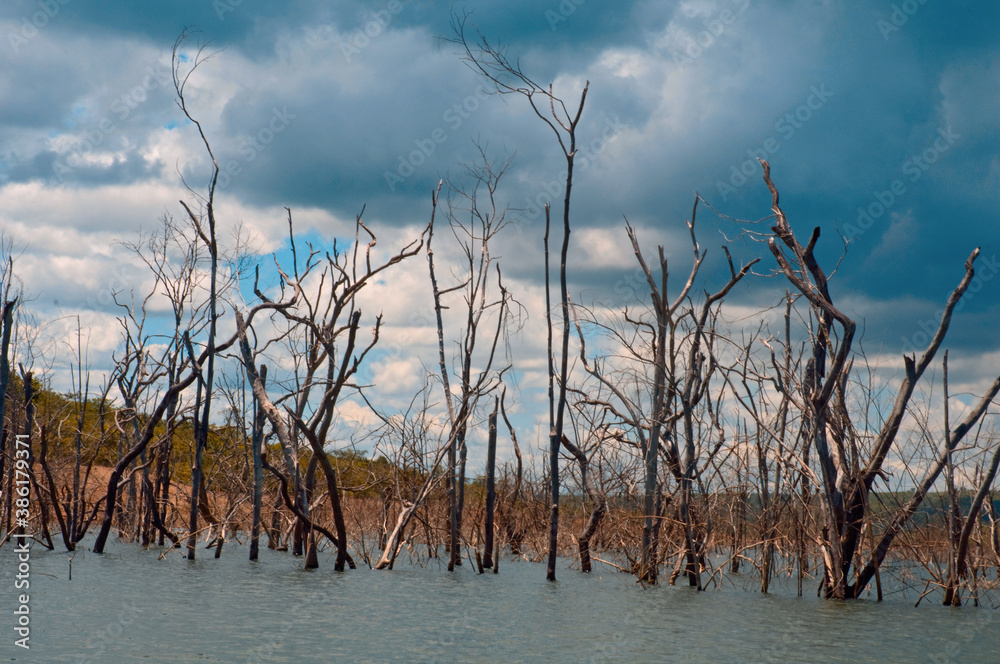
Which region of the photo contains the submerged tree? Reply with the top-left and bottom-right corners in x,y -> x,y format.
451,13 -> 588,581
575,204 -> 756,584
235,208 -> 425,571
374,153 -> 517,571
429,152 -> 517,571
758,160 -> 1000,599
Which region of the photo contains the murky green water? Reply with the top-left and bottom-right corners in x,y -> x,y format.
2,539 -> 997,663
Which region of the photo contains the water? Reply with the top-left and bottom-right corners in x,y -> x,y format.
2,539 -> 997,663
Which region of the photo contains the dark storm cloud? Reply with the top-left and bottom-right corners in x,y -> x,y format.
0,0 -> 997,357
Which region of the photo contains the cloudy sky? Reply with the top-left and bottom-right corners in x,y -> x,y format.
1,0 -> 998,458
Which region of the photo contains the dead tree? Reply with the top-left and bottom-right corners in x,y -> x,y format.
130,217 -> 201,547
558,414 -> 609,573
167,31 -> 224,562
719,298 -> 807,594
249,365 -> 267,561
17,366 -> 54,551
112,282 -> 186,549
236,207 -> 425,571
427,151 -> 517,571
759,160 -> 1000,599
372,380 -> 453,570
483,398 -> 499,569
451,16 -> 588,580
93,233 -> 280,555
0,296 -> 15,535
575,206 -> 756,584
498,388 -> 525,555
944,425 -> 1000,605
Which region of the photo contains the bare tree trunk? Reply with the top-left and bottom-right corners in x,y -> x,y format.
579,501 -> 606,573
127,451 -> 139,538
853,372 -> 1000,595
639,280 -> 668,584
990,491 -> 1000,578
731,458 -> 745,574
145,468 -> 179,548
295,420 -> 351,571
757,429 -> 774,593
374,463 -> 446,570
250,365 -> 267,561
425,182 -> 461,572
38,426 -> 73,551
757,161 -> 1000,599
94,364 -> 207,554
174,30 -> 222,563
680,411 -> 702,590
947,430 -> 1000,604
15,367 -> 35,544
237,304 -> 368,572
560,434 -> 605,573
483,401 -> 498,569
20,369 -> 55,551
186,236 -> 219,561
456,434 -> 468,565
155,391 -> 176,547
139,447 -> 152,546
499,391 -> 524,556
0,299 -> 15,536
304,456 -> 319,569
548,124 -> 578,582
187,364 -> 206,560
942,353 -> 961,606
268,490 -> 283,550
261,454 -> 355,568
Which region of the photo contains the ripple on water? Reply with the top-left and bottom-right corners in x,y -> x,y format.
2,540 -> 997,664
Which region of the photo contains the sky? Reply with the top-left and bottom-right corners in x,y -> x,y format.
0,0 -> 998,464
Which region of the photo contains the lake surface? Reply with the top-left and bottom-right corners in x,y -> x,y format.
2,538 -> 998,663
